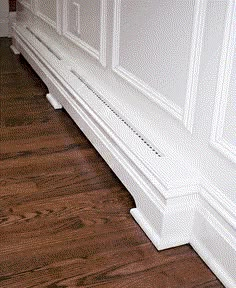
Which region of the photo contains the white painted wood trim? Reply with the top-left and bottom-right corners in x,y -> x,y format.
19,0 -> 32,11
34,0 -> 61,33
46,93 -> 63,109
112,0 -> 206,132
210,0 -> 236,163
112,0 -> 121,68
73,2 -> 81,35
36,11 -> 57,30
113,65 -> 184,121
63,31 -> 100,60
183,0 -> 207,132
8,11 -> 16,37
191,190 -> 236,288
10,45 -> 20,55
56,0 -> 63,34
99,0 -> 108,66
130,208 -> 162,248
62,0 -> 107,66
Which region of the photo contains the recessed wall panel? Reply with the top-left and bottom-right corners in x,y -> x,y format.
37,0 -> 57,26
66,0 -> 100,51
117,0 -> 195,109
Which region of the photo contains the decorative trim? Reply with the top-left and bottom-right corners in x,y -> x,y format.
26,26 -> 62,60
36,12 -> 56,30
113,65 -> 184,120
70,69 -> 163,157
183,0 -> 207,132
62,0 -> 107,66
56,0 -> 63,34
19,0 -> 32,11
8,11 -> 17,37
34,0 -> 61,33
210,0 -> 236,163
99,0 -> 108,66
201,180 -> 236,231
46,93 -> 63,109
73,2 -> 81,35
130,197 -> 198,250
10,45 -> 20,55
63,30 -> 99,60
130,208 -> 162,249
112,0 -> 206,132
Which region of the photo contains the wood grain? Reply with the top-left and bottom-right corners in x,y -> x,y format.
0,38 -> 224,288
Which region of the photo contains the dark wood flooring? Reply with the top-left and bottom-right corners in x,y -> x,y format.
9,0 -> 17,12
0,38 -> 224,287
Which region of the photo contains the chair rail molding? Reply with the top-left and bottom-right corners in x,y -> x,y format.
210,0 -> 236,163
112,0 -> 207,132
62,0 -> 107,66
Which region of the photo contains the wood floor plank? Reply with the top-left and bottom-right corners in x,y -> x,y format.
0,38 -> 224,288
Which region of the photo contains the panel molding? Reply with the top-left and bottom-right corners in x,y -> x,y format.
62,0 -> 107,66
8,11 -> 17,37
19,0 -> 32,11
34,0 -> 61,33
73,2 -> 81,35
183,0 -> 207,131
210,0 -> 236,163
112,0 -> 206,132
99,0 -> 108,66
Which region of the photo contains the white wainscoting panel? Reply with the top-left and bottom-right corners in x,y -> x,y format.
34,0 -> 61,32
112,0 -> 206,132
62,0 -> 107,66
0,0 -> 9,37
210,0 -> 236,163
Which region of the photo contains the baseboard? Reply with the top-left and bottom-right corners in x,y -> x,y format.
10,45 -> 20,55
191,230 -> 236,288
130,208 -> 193,250
46,93 -> 62,109
190,184 -> 236,288
12,23 -> 236,287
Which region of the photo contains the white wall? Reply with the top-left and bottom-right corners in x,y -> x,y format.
0,0 -> 9,37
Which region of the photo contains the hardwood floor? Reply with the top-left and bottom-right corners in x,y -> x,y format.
9,0 -> 17,12
0,38 -> 224,288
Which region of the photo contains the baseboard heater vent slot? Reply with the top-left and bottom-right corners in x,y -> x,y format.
26,27 -> 62,60
71,69 -> 162,157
